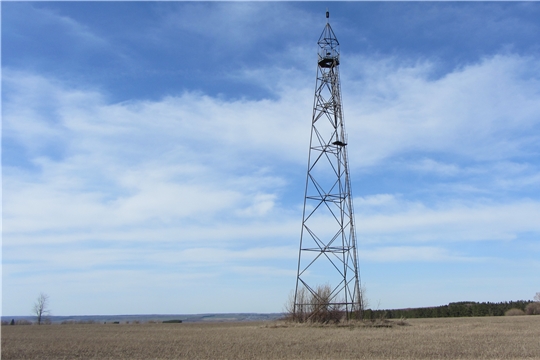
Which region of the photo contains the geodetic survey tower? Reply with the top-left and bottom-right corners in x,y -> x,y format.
294,11 -> 361,320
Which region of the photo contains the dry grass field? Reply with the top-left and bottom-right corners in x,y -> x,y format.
2,316 -> 540,359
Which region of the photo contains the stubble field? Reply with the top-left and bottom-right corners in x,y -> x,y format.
2,316 -> 540,359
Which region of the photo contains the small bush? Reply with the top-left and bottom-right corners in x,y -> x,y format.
15,320 -> 32,325
505,308 -> 525,316
395,317 -> 410,326
525,302 -> 540,315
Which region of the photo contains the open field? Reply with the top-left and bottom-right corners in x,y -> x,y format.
2,316 -> 540,359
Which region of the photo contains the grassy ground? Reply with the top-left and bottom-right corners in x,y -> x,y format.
2,316 -> 539,359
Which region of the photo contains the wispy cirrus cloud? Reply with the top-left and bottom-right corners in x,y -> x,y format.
359,246 -> 483,263
357,197 -> 540,244
346,54 -> 540,167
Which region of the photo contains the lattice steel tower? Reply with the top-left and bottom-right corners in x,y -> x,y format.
294,11 -> 361,320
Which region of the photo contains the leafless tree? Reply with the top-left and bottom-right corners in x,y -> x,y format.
285,284 -> 345,323
286,283 -> 370,323
308,283 -> 343,323
358,284 -> 369,311
534,292 -> 540,302
33,292 -> 51,325
284,287 -> 309,322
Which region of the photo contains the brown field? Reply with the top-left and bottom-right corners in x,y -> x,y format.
2,316 -> 540,359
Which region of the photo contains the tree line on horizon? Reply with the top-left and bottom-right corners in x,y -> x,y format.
364,300 -> 538,319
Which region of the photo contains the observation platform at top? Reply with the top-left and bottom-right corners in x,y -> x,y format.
317,11 -> 340,68
318,54 -> 340,68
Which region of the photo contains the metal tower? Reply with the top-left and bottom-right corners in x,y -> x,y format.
294,11 -> 361,321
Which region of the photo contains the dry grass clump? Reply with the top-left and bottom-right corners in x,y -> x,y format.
505,308 -> 525,316
273,316 -> 408,329
394,317 -> 410,326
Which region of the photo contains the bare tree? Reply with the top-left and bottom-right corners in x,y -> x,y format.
308,283 -> 343,323
33,292 -> 51,325
534,292 -> 540,302
358,284 -> 369,311
285,284 -> 345,323
286,283 -> 371,323
284,287 -> 309,322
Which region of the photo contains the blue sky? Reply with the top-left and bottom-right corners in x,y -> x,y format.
2,2 -> 540,316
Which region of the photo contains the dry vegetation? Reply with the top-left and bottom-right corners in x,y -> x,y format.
285,284 -> 360,323
2,316 -> 540,359
526,302 -> 540,315
505,308 -> 525,316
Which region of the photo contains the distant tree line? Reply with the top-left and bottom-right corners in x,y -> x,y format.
364,300 -> 536,319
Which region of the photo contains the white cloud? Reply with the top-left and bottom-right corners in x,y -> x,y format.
16,3 -> 109,48
355,194 -> 404,213
151,2 -> 316,50
408,158 -> 460,176
359,246 -> 479,263
2,69 -> 310,241
3,48 -> 540,314
344,54 -> 540,167
357,199 -> 540,244
5,53 -> 540,250
236,193 -> 277,217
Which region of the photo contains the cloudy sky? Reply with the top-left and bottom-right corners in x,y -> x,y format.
3,2 -> 540,316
